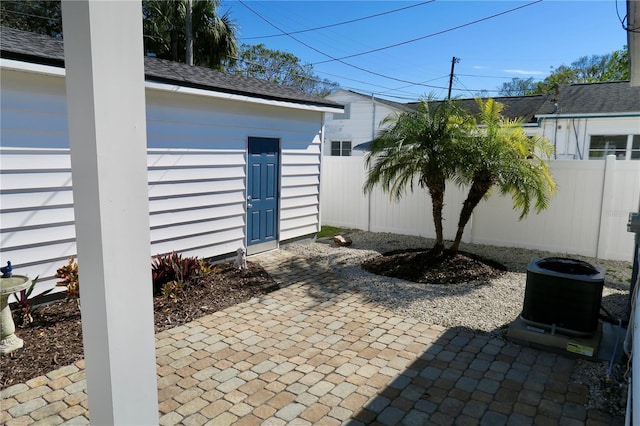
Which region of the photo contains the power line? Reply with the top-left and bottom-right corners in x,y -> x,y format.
313,0 -> 543,65
312,69 -> 416,94
457,73 -> 544,80
239,1 -> 435,40
0,7 -> 60,23
232,55 -> 423,99
453,76 -> 480,98
377,75 -> 451,96
615,0 -> 640,33
237,0 -> 463,91
1,2 -> 504,97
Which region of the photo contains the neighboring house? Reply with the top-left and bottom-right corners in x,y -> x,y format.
323,90 -> 410,156
328,82 -> 640,160
534,82 -> 640,160
0,27 -> 342,289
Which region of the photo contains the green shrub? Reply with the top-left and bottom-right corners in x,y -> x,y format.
161,280 -> 185,299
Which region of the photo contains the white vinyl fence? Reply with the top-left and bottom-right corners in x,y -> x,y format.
321,156 -> 640,262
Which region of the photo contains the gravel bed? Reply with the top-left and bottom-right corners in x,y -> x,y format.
282,229 -> 633,334
282,229 -> 634,416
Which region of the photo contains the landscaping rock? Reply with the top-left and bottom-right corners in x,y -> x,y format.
333,235 -> 353,247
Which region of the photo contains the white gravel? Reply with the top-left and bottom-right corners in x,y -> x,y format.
282,229 -> 634,416
282,229 -> 633,335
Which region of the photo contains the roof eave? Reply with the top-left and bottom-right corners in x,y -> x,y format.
0,53 -> 343,112
535,112 -> 640,119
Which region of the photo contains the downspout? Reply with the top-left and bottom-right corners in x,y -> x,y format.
572,118 -> 583,160
367,94 -> 376,232
318,114 -> 325,236
582,118 -> 589,160
553,120 -> 558,159
371,93 -> 376,142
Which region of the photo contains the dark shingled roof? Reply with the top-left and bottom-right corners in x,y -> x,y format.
0,26 -> 342,110
407,82 -> 639,121
539,81 -> 640,115
406,95 -> 552,123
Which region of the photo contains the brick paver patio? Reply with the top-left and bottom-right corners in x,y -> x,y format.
0,249 -> 625,425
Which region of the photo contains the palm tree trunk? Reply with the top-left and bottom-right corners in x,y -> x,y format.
171,0 -> 180,62
450,172 -> 493,252
427,177 -> 446,254
185,0 -> 193,65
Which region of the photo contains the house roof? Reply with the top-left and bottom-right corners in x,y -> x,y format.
406,95 -> 553,123
537,81 -> 640,115
354,82 -> 639,151
0,26 -> 342,110
406,81 -> 639,121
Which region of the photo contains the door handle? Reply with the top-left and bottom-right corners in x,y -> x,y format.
247,203 -> 253,209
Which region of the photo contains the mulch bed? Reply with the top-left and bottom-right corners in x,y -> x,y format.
0,261 -> 278,389
361,248 -> 506,284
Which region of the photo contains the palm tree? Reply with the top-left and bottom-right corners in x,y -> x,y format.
450,98 -> 556,252
142,0 -> 237,70
363,98 -> 468,254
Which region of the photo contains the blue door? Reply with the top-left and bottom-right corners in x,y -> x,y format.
247,137 -> 279,253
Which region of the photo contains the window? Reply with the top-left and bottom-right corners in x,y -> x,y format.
331,140 -> 352,156
589,135 -> 640,160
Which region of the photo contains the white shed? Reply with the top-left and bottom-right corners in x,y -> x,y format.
0,27 -> 342,291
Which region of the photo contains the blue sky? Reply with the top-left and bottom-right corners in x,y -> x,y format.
221,0 -> 629,101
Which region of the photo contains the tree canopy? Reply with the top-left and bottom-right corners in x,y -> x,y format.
498,46 -> 629,96
450,98 -> 556,251
363,97 -> 556,254
363,98 -> 471,253
0,1 -> 62,38
228,43 -> 338,97
142,0 -> 237,70
0,1 -> 336,95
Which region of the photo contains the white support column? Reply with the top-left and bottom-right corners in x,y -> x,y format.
61,1 -> 158,425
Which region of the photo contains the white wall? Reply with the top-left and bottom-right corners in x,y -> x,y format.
1,67 -> 323,293
322,88 -> 640,161
538,116 -> 640,160
323,91 -> 402,156
321,156 -> 640,261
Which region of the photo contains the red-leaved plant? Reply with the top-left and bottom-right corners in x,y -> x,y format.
12,276 -> 54,325
151,252 -> 200,295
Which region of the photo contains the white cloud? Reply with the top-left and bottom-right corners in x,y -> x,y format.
473,65 -> 489,70
503,69 -> 545,76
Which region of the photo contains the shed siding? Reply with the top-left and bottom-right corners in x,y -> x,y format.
1,68 -> 323,293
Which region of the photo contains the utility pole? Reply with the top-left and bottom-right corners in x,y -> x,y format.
186,0 -> 193,66
447,56 -> 460,99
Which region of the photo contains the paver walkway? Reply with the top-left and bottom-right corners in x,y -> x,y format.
0,249 -> 625,425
